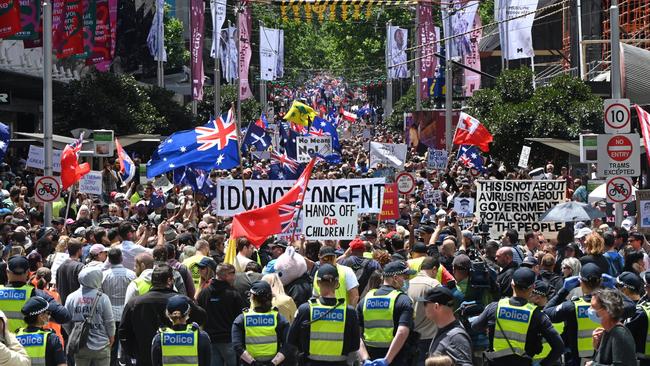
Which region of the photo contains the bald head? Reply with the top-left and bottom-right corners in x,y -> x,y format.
495,246 -> 513,268
135,252 -> 154,276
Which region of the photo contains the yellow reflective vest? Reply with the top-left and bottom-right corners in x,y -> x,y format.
362,289 -> 400,348
0,284 -> 33,333
160,325 -> 199,366
16,328 -> 49,366
308,298 -> 346,362
574,297 -> 600,358
133,276 -> 152,296
534,321 -> 565,361
243,309 -> 278,361
640,303 -> 650,358
182,255 -> 205,289
493,298 -> 535,359
313,264 -> 348,304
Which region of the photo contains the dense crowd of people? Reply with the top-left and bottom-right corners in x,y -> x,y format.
0,104 -> 647,366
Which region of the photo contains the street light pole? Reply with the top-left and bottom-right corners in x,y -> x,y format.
610,0 -> 624,227
43,0 -> 53,227
445,5 -> 453,152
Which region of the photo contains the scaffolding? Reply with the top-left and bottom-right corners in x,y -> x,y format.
602,0 -> 650,54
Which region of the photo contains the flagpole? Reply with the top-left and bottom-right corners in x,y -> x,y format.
157,0 -> 164,88
415,3 -> 421,111
235,3 -> 248,209
63,186 -> 75,230
444,4 -> 453,152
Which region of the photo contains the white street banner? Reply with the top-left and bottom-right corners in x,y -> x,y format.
476,179 -> 566,239
219,27 -> 238,82
453,197 -> 475,217
78,171 -> 103,195
442,0 -> 479,59
427,148 -> 448,170
26,145 -> 62,172
369,142 -> 408,169
297,135 -> 332,163
210,0 -> 227,59
302,203 -> 357,240
259,26 -> 281,81
216,178 -> 386,216
496,0 -> 538,60
386,25 -> 409,79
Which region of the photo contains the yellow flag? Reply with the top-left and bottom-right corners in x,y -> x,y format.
224,238 -> 237,265
284,101 -> 317,126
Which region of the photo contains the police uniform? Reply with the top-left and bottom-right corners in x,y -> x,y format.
16,296 -> 67,366
358,261 -> 415,366
0,256 -> 70,333
151,295 -> 212,366
313,247 -> 351,304
472,267 -> 563,366
232,281 -> 290,365
619,271 -> 650,365
288,264 -> 360,366
530,281 -> 564,365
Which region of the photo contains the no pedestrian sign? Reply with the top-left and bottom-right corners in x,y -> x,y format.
597,134 -> 640,177
606,176 -> 634,203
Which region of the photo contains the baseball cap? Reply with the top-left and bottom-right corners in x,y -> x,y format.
452,254 -> 471,270
360,230 -> 376,239
317,264 -> 339,281
574,227 -> 592,239
73,227 -> 87,237
617,271 -> 644,293
580,263 -> 603,281
383,261 -> 416,276
8,255 -> 29,275
89,244 -> 109,256
318,246 -> 337,258
512,267 -> 536,288
412,242 -> 427,254
522,256 -> 539,268
269,240 -> 288,249
166,295 -> 191,316
417,286 -> 455,306
21,296 -> 50,317
416,225 -> 434,234
197,257 -> 217,271
249,281 -> 272,296
349,238 -> 365,251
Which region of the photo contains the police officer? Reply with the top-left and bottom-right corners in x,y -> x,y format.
15,296 -> 66,366
472,267 -> 563,366
232,281 -> 290,366
618,272 -> 650,365
151,295 -> 211,366
529,281 -> 564,366
0,256 -> 70,333
358,261 -> 415,366
314,246 -> 359,306
288,264 -> 360,366
543,263 -> 628,366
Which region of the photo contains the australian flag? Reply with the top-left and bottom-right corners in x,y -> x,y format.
270,149 -> 303,180
457,145 -> 486,173
173,167 -> 217,201
255,114 -> 269,129
242,123 -> 272,153
310,117 -> 340,152
278,122 -> 299,159
147,110 -> 239,178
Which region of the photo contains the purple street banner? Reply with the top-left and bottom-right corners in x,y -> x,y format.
51,0 -> 64,49
73,0 -> 96,59
238,1 -> 253,100
108,0 -> 117,60
87,0 -> 110,70
463,13 -> 482,97
418,4 -> 436,101
190,0 -> 204,100
8,0 -> 40,40
54,0 -> 84,59
0,0 -> 21,38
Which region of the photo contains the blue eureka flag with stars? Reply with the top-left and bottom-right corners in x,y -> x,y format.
456,145 -> 486,173
278,122 -> 299,159
147,110 -> 240,178
242,123 -> 272,153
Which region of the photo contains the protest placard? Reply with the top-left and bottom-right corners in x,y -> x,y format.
302,203 -> 357,240
26,145 -> 62,172
297,135 -> 332,162
475,180 -> 567,239
369,142 -> 407,169
427,148 -> 448,170
453,197 -> 475,217
153,175 -> 174,193
216,178 -> 386,216
78,171 -> 103,195
379,183 -> 399,220
424,189 -> 443,205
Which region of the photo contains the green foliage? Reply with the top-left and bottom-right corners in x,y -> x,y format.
195,84 -> 262,125
386,84 -> 437,129
54,71 -> 193,136
479,0 -> 494,25
164,6 -> 190,70
466,67 -> 602,167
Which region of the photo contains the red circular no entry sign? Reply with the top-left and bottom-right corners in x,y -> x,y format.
607,135 -> 633,162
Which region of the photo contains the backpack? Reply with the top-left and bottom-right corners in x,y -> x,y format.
66,291 -> 102,355
603,251 -> 624,277
349,258 -> 372,296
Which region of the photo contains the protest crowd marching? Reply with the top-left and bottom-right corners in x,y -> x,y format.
0,80 -> 647,366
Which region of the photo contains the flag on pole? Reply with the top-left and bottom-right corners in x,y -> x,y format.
635,104 -> 650,168
340,109 -> 358,123
230,158 -> 316,247
146,0 -> 167,61
453,112 -> 493,152
255,113 -> 269,129
115,138 -> 136,185
61,133 -> 91,190
242,123 -> 272,152
284,100 -> 317,126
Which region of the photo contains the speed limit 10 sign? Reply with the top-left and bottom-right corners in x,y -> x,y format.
604,98 -> 630,133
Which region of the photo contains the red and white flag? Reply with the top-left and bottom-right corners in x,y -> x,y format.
453,112 -> 494,152
60,133 -> 91,190
340,109 -> 357,123
634,104 -> 650,167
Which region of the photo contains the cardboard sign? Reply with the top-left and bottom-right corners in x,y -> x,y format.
27,145 -> 62,172
453,197 -> 475,217
424,189 -> 443,205
297,135 -> 332,162
379,183 -> 400,220
369,142 -> 408,169
302,203 -> 357,240
78,171 -> 103,195
518,146 -> 531,168
427,148 -> 448,170
637,190 -> 650,234
475,180 -> 567,239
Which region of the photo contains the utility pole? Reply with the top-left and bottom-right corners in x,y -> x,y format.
43,0 -> 53,227
445,5 -> 453,152
610,0 -> 623,227
415,4 -> 421,111
157,0 -> 164,88
214,58 -> 221,116
385,20 -> 393,120
577,0 -> 585,80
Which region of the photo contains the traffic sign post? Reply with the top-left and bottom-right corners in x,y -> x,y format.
34,176 -> 61,203
396,172 -> 416,195
606,176 -> 634,203
597,134 -> 640,177
604,98 -> 631,133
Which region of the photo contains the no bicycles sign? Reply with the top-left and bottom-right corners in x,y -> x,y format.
34,176 -> 61,203
606,176 -> 633,203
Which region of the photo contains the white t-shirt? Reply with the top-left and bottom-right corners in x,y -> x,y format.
313,263 -> 359,297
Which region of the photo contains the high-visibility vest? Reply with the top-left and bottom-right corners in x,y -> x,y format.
308,298 -> 346,362
639,303 -> 650,358
408,258 -> 444,283
183,255 -> 204,289
313,264 -> 348,303
363,252 -> 373,259
160,325 -> 199,366
362,289 -> 400,348
133,276 -> 152,296
574,297 -> 600,358
492,298 -> 535,359
243,310 -> 278,361
16,328 -> 49,366
0,284 -> 33,333
533,321 -> 565,361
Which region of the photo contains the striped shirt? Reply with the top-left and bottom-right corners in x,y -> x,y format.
102,264 -> 136,321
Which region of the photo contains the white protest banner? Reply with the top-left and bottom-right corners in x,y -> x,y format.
216,178 -> 386,216
297,135 -> 332,163
453,197 -> 475,217
27,145 -> 62,172
427,148 -> 448,170
78,171 -> 103,195
302,203 -> 357,240
476,179 -> 566,239
369,142 -> 408,169
518,146 -> 531,168
153,175 -> 174,193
